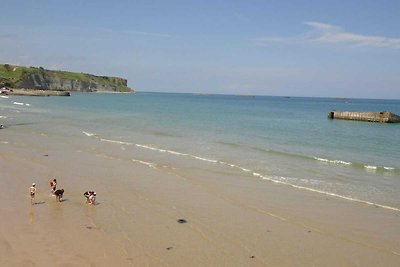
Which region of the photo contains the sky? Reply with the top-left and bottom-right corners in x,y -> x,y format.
1,0 -> 399,99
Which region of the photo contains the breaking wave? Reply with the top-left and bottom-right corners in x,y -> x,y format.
13,102 -> 30,106
313,157 -> 352,165
314,157 -> 396,172
82,131 -> 400,212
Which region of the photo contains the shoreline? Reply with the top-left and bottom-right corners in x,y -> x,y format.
3,88 -> 71,96
0,123 -> 399,266
1,88 -> 134,96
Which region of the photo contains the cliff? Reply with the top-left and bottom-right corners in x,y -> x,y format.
0,64 -> 132,92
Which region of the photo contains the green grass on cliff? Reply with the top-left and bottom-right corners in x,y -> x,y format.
0,64 -> 37,86
0,64 -> 131,91
53,70 -> 130,91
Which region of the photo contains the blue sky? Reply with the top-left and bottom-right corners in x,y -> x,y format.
1,0 -> 399,98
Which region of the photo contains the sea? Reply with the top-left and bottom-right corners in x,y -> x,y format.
1,92 -> 400,210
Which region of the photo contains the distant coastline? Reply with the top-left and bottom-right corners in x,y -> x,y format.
0,63 -> 133,93
1,88 -> 70,96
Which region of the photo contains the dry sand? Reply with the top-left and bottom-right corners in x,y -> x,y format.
0,128 -> 400,267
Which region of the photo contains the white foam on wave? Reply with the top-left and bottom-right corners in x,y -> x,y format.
221,162 -> 236,168
134,144 -> 399,211
314,156 -> 396,172
384,167 -> 395,171
136,144 -> 162,151
218,161 -> 252,173
314,157 -> 352,165
0,116 -> 6,118
136,144 -> 193,158
0,95 -> 9,99
96,153 -> 156,169
139,144 -> 220,163
258,174 -> 400,212
131,159 -> 156,168
86,135 -> 400,212
82,131 -> 98,137
11,101 -> 30,106
168,150 -> 187,156
218,161 -> 241,170
365,165 -> 377,170
192,156 -> 218,163
101,138 -> 133,146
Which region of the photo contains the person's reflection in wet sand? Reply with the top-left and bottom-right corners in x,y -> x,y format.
29,208 -> 35,224
29,201 -> 45,224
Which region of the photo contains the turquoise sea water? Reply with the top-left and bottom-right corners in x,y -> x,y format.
1,92 -> 400,209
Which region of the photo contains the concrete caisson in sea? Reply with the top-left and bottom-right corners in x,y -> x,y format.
328,111 -> 400,123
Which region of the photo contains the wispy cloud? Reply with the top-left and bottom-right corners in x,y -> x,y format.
256,22 -> 400,49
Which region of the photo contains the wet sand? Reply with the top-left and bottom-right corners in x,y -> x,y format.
0,128 -> 400,266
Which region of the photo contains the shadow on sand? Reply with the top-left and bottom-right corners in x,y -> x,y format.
33,201 -> 46,205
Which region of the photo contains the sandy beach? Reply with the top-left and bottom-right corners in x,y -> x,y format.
0,122 -> 399,267
2,0 -> 400,265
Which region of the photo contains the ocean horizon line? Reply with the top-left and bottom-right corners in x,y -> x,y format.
124,91 -> 400,101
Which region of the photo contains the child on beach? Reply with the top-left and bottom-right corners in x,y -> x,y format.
29,183 -> 36,204
83,191 -> 92,203
88,192 -> 96,205
84,191 -> 96,205
50,179 -> 57,194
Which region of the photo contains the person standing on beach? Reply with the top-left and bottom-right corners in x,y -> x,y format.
83,191 -> 96,205
88,192 -> 96,205
29,183 -> 36,204
50,178 -> 57,194
83,191 -> 92,203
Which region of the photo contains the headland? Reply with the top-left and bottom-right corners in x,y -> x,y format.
0,63 -> 133,94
